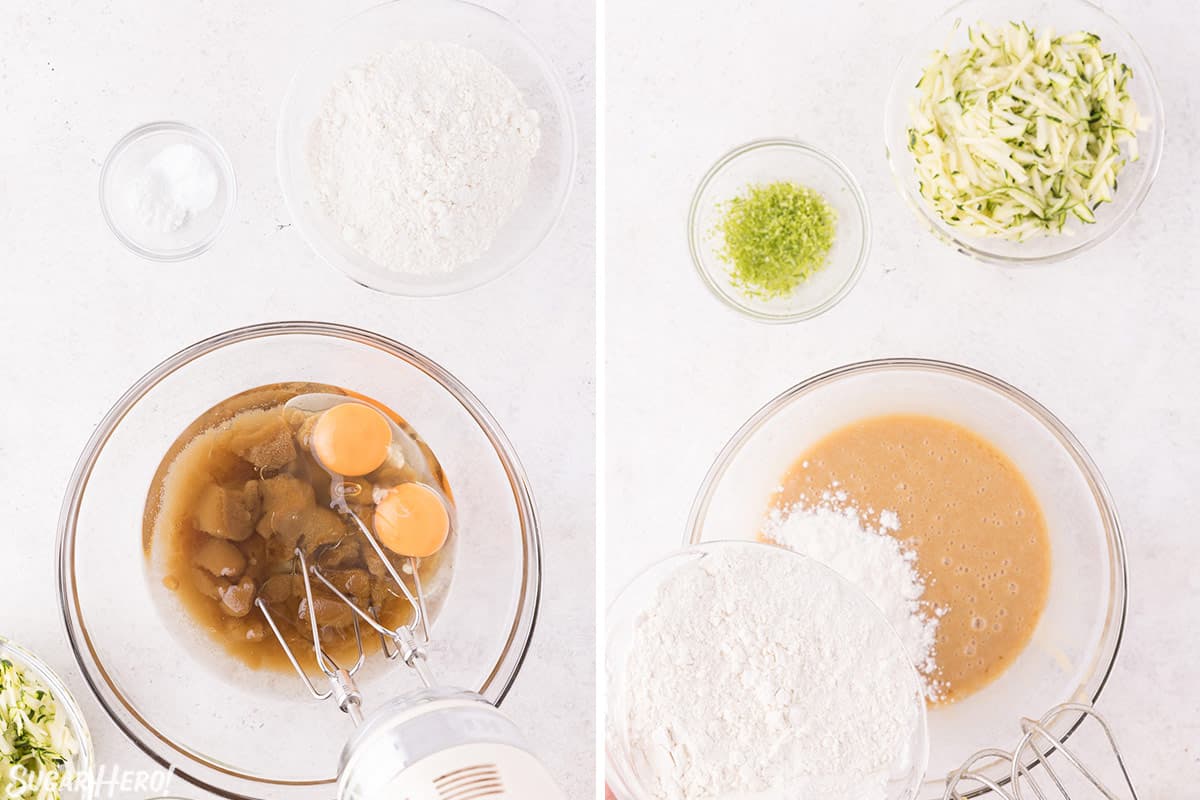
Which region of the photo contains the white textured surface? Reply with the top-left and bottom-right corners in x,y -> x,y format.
0,0 -> 594,797
606,0 -> 1198,792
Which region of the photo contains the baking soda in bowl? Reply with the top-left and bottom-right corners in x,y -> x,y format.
100,122 -> 235,260
615,543 -> 925,800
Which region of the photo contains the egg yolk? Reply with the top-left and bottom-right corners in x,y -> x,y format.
374,483 -> 450,558
311,402 -> 392,477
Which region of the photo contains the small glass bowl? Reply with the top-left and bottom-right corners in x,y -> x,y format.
883,0 -> 1165,265
686,359 -> 1127,797
0,638 -> 95,800
688,138 -> 871,323
277,0 -> 577,297
99,122 -> 236,262
606,541 -> 929,800
56,322 -> 543,799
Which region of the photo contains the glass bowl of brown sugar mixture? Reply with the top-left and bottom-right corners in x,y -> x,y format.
686,358 -> 1126,797
56,322 -> 542,800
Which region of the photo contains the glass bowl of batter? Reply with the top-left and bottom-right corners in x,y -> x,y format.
277,0 -> 576,296
686,359 -> 1126,796
56,322 -> 543,800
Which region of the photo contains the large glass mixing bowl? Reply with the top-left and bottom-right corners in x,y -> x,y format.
56,322 -> 542,799
686,359 -> 1126,796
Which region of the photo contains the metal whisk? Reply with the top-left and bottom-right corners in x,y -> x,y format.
254,502 -> 435,724
942,702 -> 1137,800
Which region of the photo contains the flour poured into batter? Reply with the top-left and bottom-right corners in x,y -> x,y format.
773,414 -> 1052,704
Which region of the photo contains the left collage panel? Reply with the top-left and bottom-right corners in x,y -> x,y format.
0,1 -> 595,799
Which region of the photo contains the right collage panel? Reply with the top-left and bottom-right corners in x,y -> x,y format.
604,1 -> 1197,798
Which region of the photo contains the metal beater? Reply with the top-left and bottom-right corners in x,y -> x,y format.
941,702 -> 1137,800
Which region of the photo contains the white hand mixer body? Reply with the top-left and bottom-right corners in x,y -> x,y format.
339,689 -> 567,800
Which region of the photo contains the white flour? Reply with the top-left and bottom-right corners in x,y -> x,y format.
309,42 -> 541,274
763,497 -> 943,695
621,545 -> 921,800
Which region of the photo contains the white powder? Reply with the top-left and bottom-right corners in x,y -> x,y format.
125,142 -> 218,233
621,545 -> 922,800
763,498 -> 943,694
308,42 -> 541,275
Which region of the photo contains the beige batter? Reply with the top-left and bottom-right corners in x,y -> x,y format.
143,382 -> 451,673
771,413 -> 1051,704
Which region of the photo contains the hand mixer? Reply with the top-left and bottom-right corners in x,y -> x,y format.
254,394 -> 567,800
941,702 -> 1137,800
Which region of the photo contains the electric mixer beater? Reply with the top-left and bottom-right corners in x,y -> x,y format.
255,395 -> 567,800
941,702 -> 1137,800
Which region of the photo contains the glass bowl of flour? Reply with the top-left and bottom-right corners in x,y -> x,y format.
606,541 -> 929,800
277,0 -> 576,296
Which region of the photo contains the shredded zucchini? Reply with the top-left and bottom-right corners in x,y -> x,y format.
0,658 -> 79,800
908,21 -> 1148,239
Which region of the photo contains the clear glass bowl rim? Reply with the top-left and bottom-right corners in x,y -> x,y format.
98,120 -> 238,263
881,0 -> 1166,267
684,357 -> 1128,796
687,137 -> 873,324
275,0 -> 578,298
54,321 -> 543,798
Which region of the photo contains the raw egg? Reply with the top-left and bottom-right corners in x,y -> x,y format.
374,483 -> 450,558
311,402 -> 392,477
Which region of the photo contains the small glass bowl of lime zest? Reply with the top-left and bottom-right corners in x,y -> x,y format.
688,138 -> 871,324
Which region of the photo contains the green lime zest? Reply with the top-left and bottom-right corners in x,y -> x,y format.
714,181 -> 837,299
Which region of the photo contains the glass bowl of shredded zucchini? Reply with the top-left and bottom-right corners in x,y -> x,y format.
884,0 -> 1164,265
0,639 -> 93,800
689,139 -> 871,323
